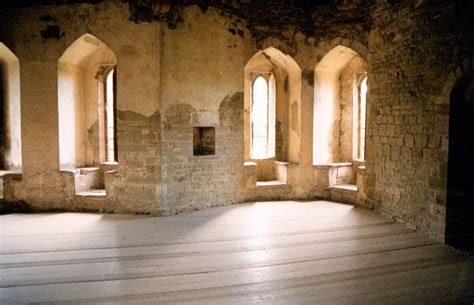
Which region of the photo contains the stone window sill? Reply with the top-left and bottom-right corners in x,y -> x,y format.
314,162 -> 352,169
0,170 -> 22,179
102,161 -> 118,166
193,155 -> 219,160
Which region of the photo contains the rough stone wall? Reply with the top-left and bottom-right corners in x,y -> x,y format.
3,0 -> 473,250
158,6 -> 251,214
107,110 -> 161,214
366,0 -> 474,241
0,1 -> 161,212
161,94 -> 243,214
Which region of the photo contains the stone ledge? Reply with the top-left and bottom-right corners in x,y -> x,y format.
314,162 -> 352,169
102,161 -> 118,166
274,161 -> 297,166
257,180 -> 290,187
76,189 -> 106,197
192,155 -> 219,160
330,183 -> 358,192
78,167 -> 100,174
0,170 -> 22,179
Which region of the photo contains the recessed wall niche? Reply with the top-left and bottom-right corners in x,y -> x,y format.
193,127 -> 215,156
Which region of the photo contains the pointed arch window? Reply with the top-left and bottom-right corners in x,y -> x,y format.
313,45 -> 368,164
104,68 -> 117,163
358,76 -> 367,160
251,74 -> 275,159
0,43 -> 22,172
58,34 -> 117,170
96,65 -> 117,164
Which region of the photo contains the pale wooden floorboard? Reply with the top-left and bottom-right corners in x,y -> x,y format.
0,201 -> 472,304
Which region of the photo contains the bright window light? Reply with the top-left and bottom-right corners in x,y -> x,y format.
251,76 -> 275,159
105,69 -> 115,163
359,76 -> 367,160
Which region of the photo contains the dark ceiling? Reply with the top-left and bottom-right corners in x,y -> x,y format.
0,0 -> 372,48
1,0 -> 337,7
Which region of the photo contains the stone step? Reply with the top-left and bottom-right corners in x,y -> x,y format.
330,183 -> 357,205
254,180 -> 292,201
330,183 -> 358,192
74,190 -> 108,212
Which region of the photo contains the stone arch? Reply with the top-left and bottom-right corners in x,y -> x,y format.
58,33 -> 117,170
314,38 -> 368,65
0,42 -> 22,172
313,44 -> 368,164
437,67 -> 465,105
244,47 -> 302,163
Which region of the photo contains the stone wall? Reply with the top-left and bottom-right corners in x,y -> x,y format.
1,0 -> 473,247
106,110 -> 161,213
0,1 -> 384,214
366,0 -> 474,241
158,6 -> 250,214
0,2 -> 161,212
161,93 -> 244,214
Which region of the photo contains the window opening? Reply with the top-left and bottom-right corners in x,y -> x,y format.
251,75 -> 276,159
359,76 -> 367,160
105,68 -> 116,163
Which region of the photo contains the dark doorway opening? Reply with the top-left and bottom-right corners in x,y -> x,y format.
446,74 -> 474,252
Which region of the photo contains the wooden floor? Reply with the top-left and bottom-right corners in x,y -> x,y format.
0,201 -> 473,304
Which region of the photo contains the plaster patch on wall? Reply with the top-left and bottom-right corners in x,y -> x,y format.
191,110 -> 219,127
218,92 -> 244,124
164,104 -> 196,127
118,110 -> 148,122
118,45 -> 139,57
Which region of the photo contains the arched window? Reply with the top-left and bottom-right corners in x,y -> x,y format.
313,45 -> 367,164
105,68 -> 116,163
251,75 -> 275,159
58,34 -> 117,196
0,43 -> 22,172
58,34 -> 117,170
358,76 -> 367,160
